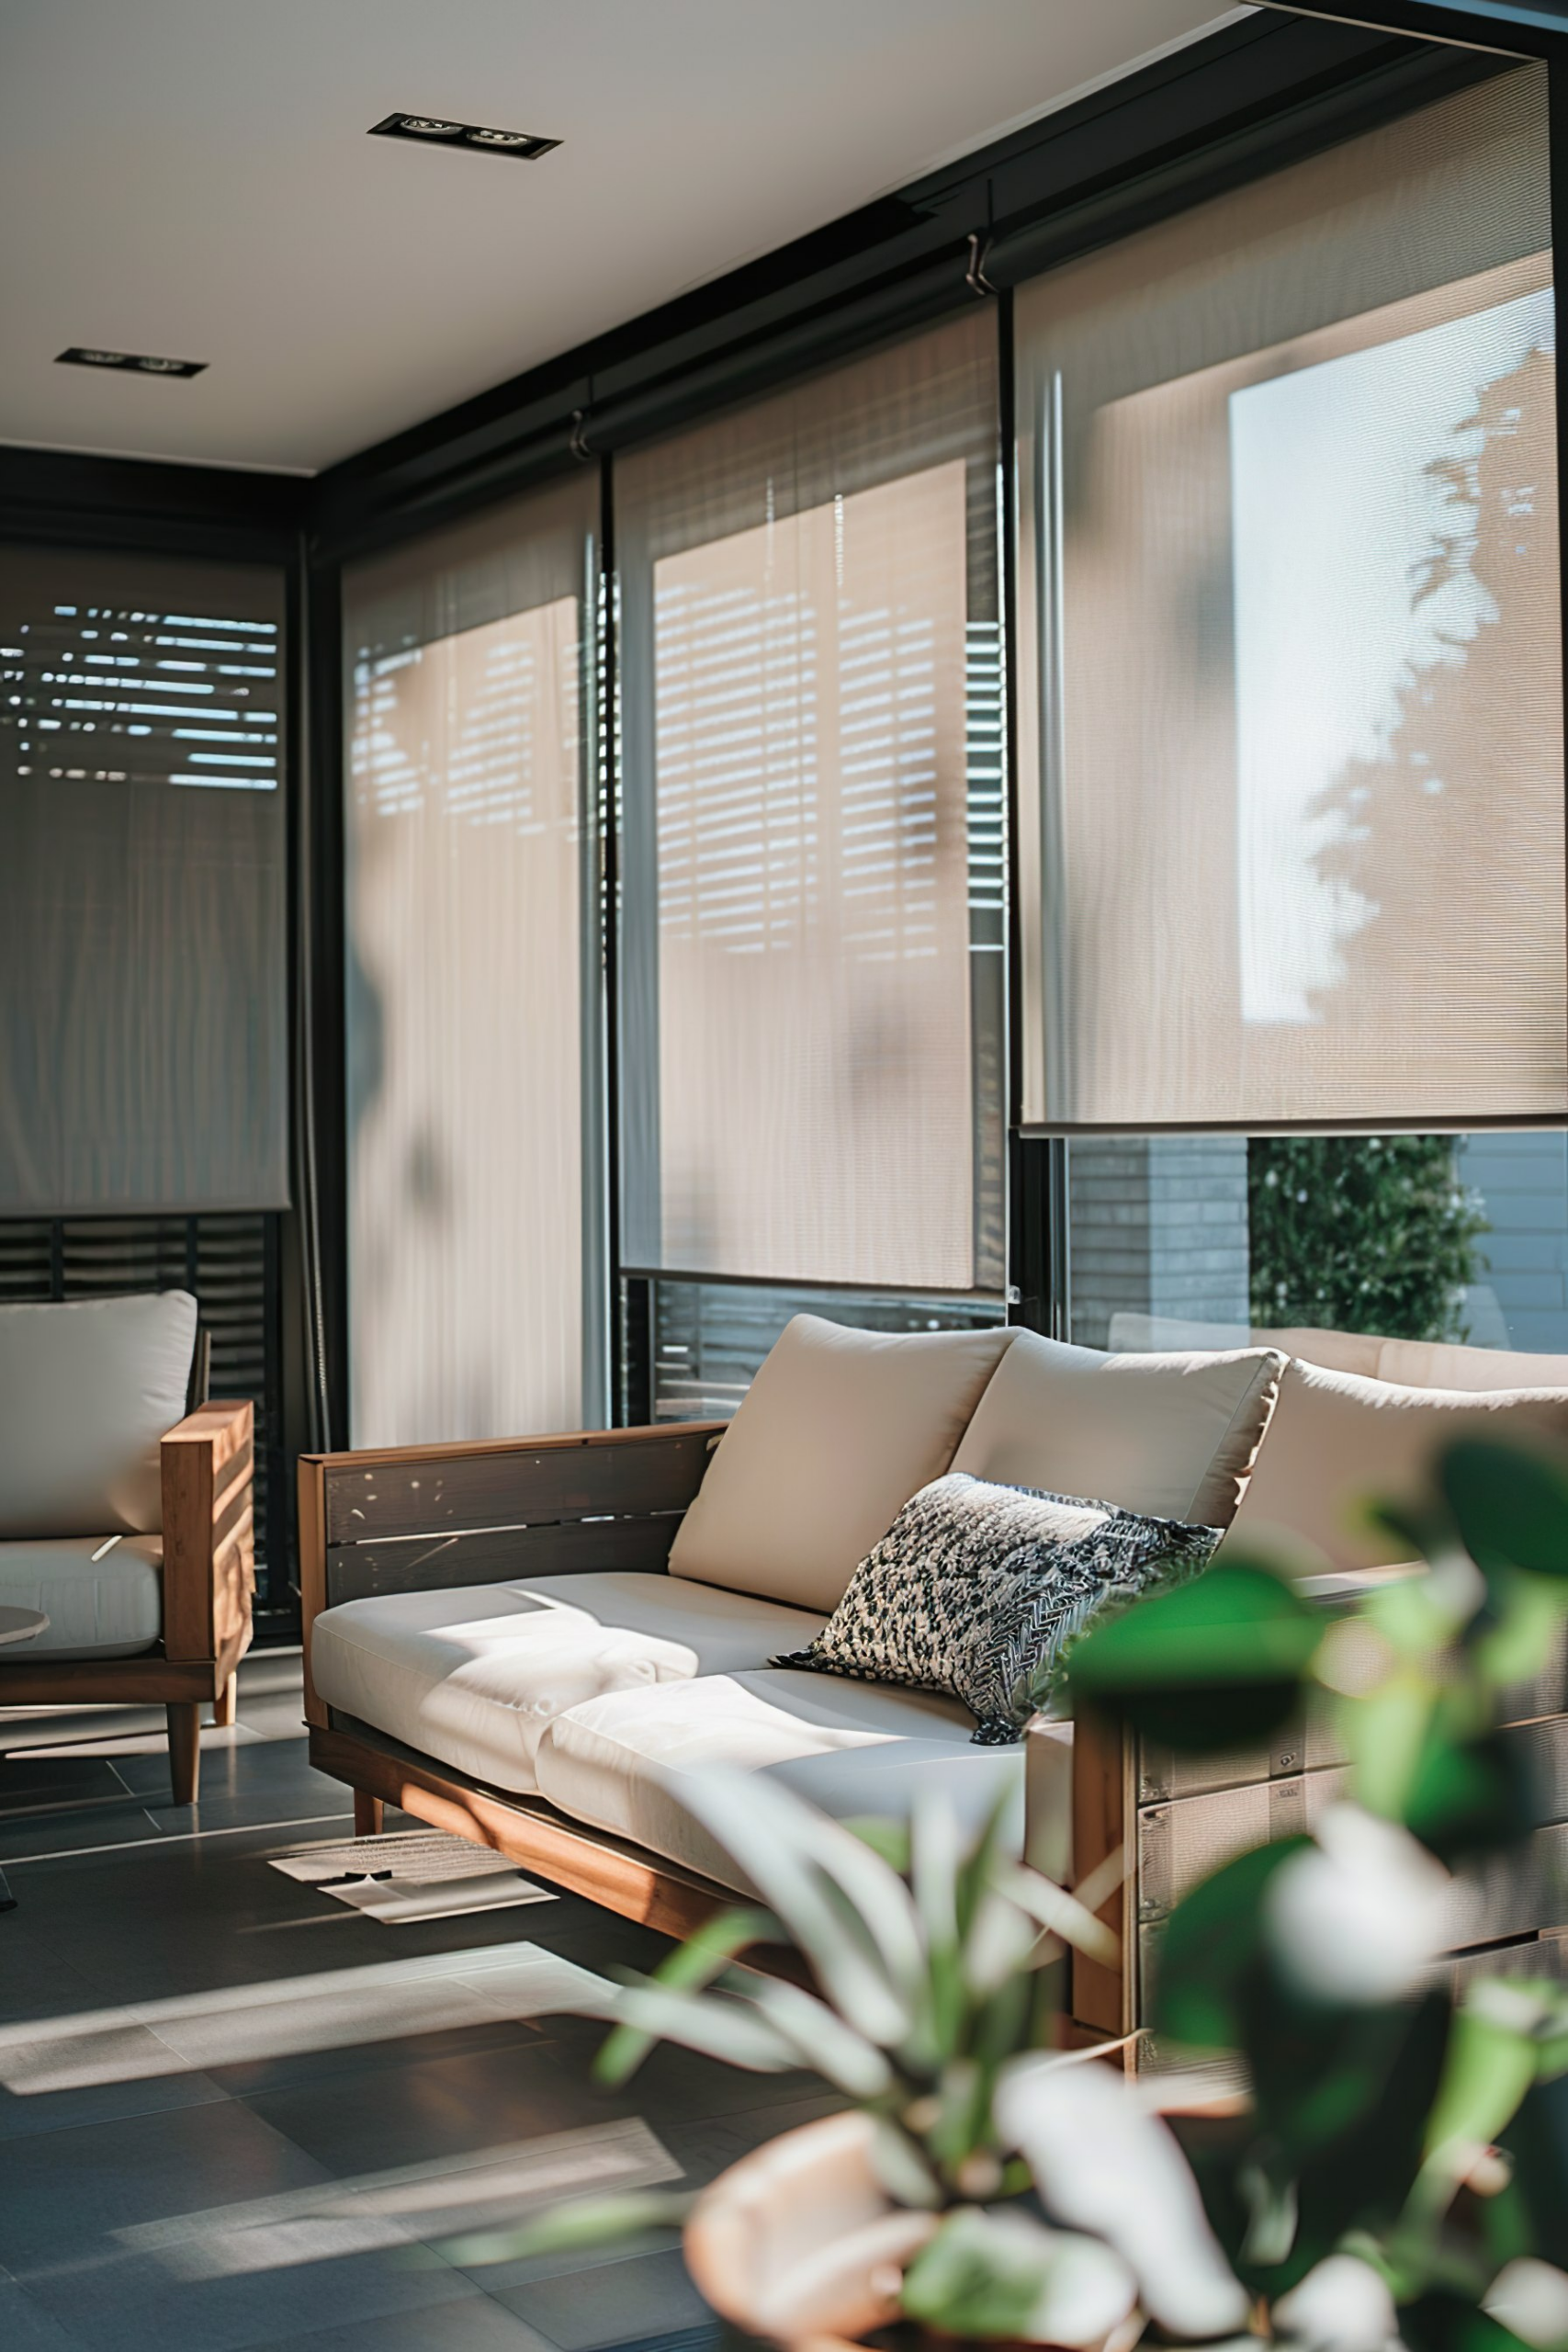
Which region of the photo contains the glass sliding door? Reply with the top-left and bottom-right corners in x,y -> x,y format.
342,472 -> 604,1445
616,309 -> 1004,1302
1014,64 -> 1564,1136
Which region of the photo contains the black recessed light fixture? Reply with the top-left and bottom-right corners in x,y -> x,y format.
57,346 -> 207,379
369,111 -> 560,161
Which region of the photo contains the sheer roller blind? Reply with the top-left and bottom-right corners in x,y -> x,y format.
0,544 -> 288,1212
1015,66 -> 1564,1134
618,310 -> 1003,1293
343,472 -> 603,1446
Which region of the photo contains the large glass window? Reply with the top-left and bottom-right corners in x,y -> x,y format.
616,310 -> 1004,1297
1067,1130 -> 1568,1362
342,475 -> 604,1446
1015,65 -> 1563,1134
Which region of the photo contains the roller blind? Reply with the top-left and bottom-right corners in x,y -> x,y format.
0,544 -> 288,1213
617,309 -> 1004,1294
343,472 -> 603,1446
1015,65 -> 1564,1134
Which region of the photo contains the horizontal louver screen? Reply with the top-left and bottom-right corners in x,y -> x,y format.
650,1278 -> 1004,1422
0,602 -> 280,790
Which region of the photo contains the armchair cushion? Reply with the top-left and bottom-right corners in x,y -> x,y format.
309,1570 -> 827,1797
668,1314 -> 1015,1611
0,1534 -> 163,1657
0,1291 -> 197,1538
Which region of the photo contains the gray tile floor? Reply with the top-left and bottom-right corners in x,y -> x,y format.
0,1656 -> 839,2351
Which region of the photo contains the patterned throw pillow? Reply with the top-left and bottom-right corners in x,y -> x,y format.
771,1472 -> 1221,1745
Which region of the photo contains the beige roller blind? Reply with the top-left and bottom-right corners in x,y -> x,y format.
617,309 -> 1003,1293
1015,65 -> 1565,1134
343,471 -> 602,1446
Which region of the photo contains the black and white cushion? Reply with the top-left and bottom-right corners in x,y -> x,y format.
772,1472 -> 1221,1744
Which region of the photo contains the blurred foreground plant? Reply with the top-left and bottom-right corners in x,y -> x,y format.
452,1436 -> 1568,2352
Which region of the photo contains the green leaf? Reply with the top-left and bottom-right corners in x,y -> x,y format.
594,1905 -> 775,2083
1440,1440 -> 1568,1584
1401,2287 -> 1536,2352
1066,1561 -> 1323,1752
1424,1996 -> 1540,2172
1153,1837 -> 1309,2052
443,2188 -> 694,2269
1401,1728 -> 1532,1864
901,2208 -> 1136,2345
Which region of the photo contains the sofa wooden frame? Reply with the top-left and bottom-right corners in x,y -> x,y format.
299,1419 -> 1142,2019
0,1399 -> 256,1804
299,1421 -> 1568,2045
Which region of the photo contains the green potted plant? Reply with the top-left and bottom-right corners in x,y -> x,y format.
453,1435 -> 1568,2352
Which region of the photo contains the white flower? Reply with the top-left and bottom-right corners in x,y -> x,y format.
1273,2254 -> 1399,2352
996,2053 -> 1250,2342
1264,1804 -> 1458,2005
1484,2259 -> 1568,2350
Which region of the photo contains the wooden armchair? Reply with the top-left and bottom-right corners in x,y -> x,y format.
0,1295 -> 255,1805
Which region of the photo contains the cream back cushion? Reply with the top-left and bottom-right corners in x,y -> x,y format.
0,1291 -> 197,1538
1252,1327 -> 1386,1380
949,1331 -> 1283,1528
1227,1356 -> 1568,1571
668,1315 -> 1015,1612
1376,1336 -> 1568,1393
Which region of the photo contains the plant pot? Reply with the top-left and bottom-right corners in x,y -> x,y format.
682,2109 -> 1143,2352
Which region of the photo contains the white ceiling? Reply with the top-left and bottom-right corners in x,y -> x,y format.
0,0 -> 1247,476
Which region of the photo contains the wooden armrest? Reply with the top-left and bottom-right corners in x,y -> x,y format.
161,1399 -> 255,1664
299,1421 -> 723,1728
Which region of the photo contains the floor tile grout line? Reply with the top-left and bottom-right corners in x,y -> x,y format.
0,1808 -> 354,1869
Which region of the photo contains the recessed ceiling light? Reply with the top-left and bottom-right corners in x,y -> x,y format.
57,346 -> 206,379
369,111 -> 560,161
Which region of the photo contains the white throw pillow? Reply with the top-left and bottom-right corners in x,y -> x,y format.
1226,1356 -> 1568,1571
668,1315 -> 1015,1612
949,1329 -> 1283,1529
0,1292 -> 197,1538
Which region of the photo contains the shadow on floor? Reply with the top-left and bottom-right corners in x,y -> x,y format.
0,1654 -> 837,2352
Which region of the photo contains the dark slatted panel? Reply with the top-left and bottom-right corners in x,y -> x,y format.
325,1513 -> 686,1609
0,1213 -> 284,1602
324,1425 -> 716,1547
651,1279 -> 1005,1422
0,599 -> 281,791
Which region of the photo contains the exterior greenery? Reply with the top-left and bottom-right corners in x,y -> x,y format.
1247,1135 -> 1487,1342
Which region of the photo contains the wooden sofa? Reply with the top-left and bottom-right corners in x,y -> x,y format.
299,1316 -> 1568,2046
0,1293 -> 255,1804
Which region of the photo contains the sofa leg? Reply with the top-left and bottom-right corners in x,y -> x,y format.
354,1790 -> 384,1838
166,1703 -> 200,1805
211,1671 -> 238,1729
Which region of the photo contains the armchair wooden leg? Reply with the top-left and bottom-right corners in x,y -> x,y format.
166,1702 -> 200,1805
354,1790 -> 384,1838
211,1671 -> 238,1729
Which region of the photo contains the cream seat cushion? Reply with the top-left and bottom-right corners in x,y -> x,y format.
669,1315 -> 1015,1612
949,1329 -> 1282,1529
309,1571 -> 827,1797
0,1535 -> 163,1657
0,1291 -> 197,1537
1227,1357 -> 1568,1571
1252,1328 -> 1386,1381
535,1669 -> 1066,1895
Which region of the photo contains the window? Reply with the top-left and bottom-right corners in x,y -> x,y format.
0,545 -> 288,1213
616,310 -> 1004,1296
1067,1129 -> 1568,1360
342,474 -> 604,1445
1015,65 -> 1563,1134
